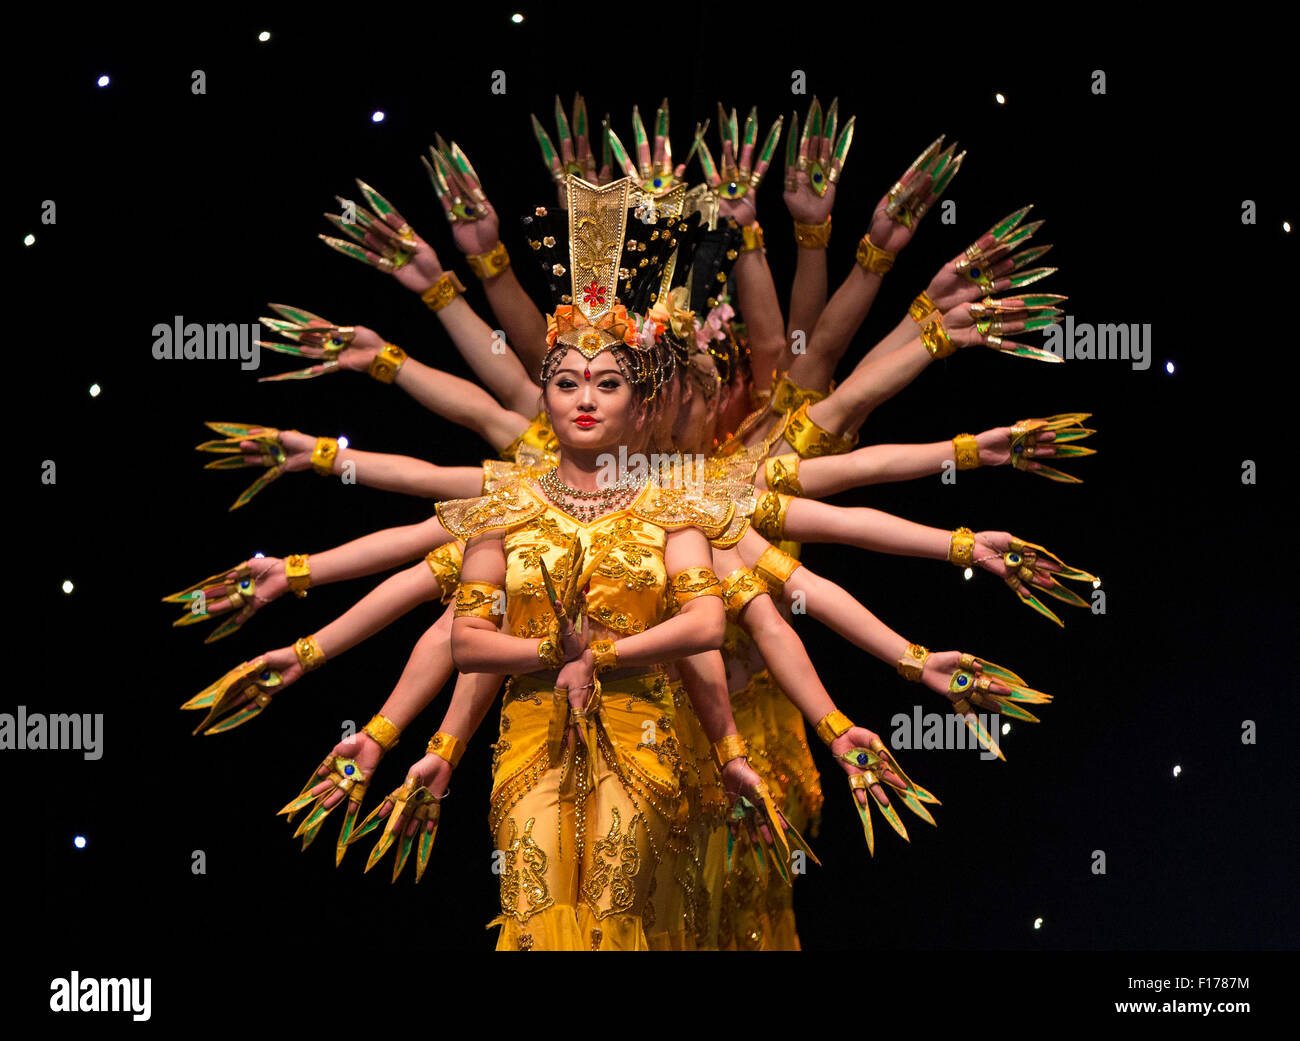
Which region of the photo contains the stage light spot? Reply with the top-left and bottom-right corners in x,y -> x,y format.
74,835 -> 87,849
1033,917 -> 1043,930
1284,221 -> 1292,233
24,233 -> 35,246
511,12 -> 524,22
1165,361 -> 1175,374
1001,722 -> 1011,735
1173,764 -> 1182,778
371,110 -> 385,123
253,552 -> 265,558
963,567 -> 973,580
97,75 -> 110,87
258,30 -> 271,42
62,580 -> 74,594
337,435 -> 350,450
1092,578 -> 1101,589
995,93 -> 1006,105
89,383 -> 102,397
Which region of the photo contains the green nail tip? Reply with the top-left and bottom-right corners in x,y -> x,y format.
990,205 -> 1032,240
632,105 -> 648,147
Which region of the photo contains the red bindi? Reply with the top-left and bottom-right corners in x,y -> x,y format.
583,365 -> 591,379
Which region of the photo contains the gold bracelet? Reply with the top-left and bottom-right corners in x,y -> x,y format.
590,638 -> 619,675
426,731 -> 465,768
814,709 -> 854,747
310,436 -> 338,476
537,636 -> 563,669
293,635 -> 326,672
793,217 -> 831,249
362,713 -> 401,751
739,222 -> 764,253
368,342 -> 407,383
421,271 -> 467,312
465,241 -> 510,280
283,553 -> 311,598
896,643 -> 931,682
855,236 -> 896,275
712,733 -> 748,770
909,291 -> 937,324
919,312 -> 956,358
949,526 -> 975,567
952,433 -> 980,470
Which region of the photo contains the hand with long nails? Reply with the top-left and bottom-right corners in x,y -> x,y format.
829,728 -> 939,856
972,531 -> 1098,626
179,644 -> 304,733
318,182 -> 447,294
719,756 -> 819,885
424,135 -> 502,255
783,96 -> 855,223
604,98 -> 686,196
918,650 -> 1052,760
863,134 -> 964,255
277,732 -> 386,866
531,93 -> 604,192
194,424 -> 322,508
162,555 -> 288,642
348,759 -> 450,883
913,293 -> 1067,363
256,307 -> 388,382
923,205 -> 1057,311
693,103 -> 783,226
975,414 -> 1097,483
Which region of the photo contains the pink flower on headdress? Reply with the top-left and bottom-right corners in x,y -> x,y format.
696,302 -> 735,352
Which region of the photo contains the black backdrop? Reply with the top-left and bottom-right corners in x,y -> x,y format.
10,5 -> 1295,1022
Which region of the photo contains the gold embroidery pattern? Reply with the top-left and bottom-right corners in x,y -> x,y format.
670,566 -> 722,609
435,481 -> 547,539
590,928 -> 603,950
765,453 -> 804,497
784,400 -> 857,459
581,807 -> 642,919
454,584 -> 501,619
752,492 -> 791,542
499,816 -> 554,924
721,567 -> 766,621
517,933 -> 534,951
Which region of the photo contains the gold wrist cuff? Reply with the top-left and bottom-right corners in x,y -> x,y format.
753,545 -> 801,596
909,291 -> 937,325
855,235 -> 896,274
720,567 -> 767,621
740,222 -> 764,253
753,491 -> 792,542
589,638 -> 619,674
283,553 -> 311,598
793,217 -> 831,249
363,713 -> 401,751
712,734 -> 748,770
952,433 -> 980,470
368,342 -> 407,383
949,527 -> 975,567
919,313 -> 956,359
426,730 -> 465,768
293,635 -> 325,672
537,636 -> 563,669
421,271 -> 467,312
310,436 -> 338,476
896,643 -> 931,682
465,241 -> 510,280
814,709 -> 854,747
765,453 -> 803,497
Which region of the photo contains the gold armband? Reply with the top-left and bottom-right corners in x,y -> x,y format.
896,643 -> 931,682
537,636 -> 563,669
712,733 -> 749,770
368,342 -> 407,383
310,436 -> 338,476
765,453 -> 803,497
293,635 -> 325,672
454,581 -> 503,619
769,373 -> 827,413
362,713 -> 402,751
425,542 -> 464,605
752,491 -> 792,542
919,312 -> 956,359
426,731 -> 465,768
952,433 -> 980,470
855,235 -> 896,274
465,241 -> 510,280
909,291 -> 937,325
739,222 -> 764,253
283,553 -> 311,598
814,709 -> 854,747
784,399 -> 858,459
948,527 -> 975,567
671,566 -> 722,610
793,217 -> 831,249
421,271 -> 467,312
720,567 -> 767,621
753,545 -> 801,596
590,638 -> 619,675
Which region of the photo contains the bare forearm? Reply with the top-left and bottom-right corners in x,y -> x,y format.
480,268 -> 548,375
606,599 -> 725,668
675,650 -> 741,743
786,245 -> 828,344
741,597 -> 835,724
329,447 -> 483,500
806,338 -> 932,436
781,569 -> 910,668
451,618 -> 549,675
309,516 -> 452,586
733,249 -> 788,393
434,670 -> 505,743
373,609 -> 458,729
784,499 -> 950,560
431,297 -> 540,417
313,562 -> 447,660
393,356 -> 528,451
795,440 -> 957,497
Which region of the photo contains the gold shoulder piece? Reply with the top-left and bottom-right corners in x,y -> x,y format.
435,480 -> 546,539
631,483 -> 735,538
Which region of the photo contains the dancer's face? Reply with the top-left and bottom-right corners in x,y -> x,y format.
544,348 -> 647,454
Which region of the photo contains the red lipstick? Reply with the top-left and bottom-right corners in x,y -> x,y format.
574,416 -> 597,428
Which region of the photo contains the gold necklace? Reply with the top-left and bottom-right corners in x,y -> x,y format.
539,467 -> 644,523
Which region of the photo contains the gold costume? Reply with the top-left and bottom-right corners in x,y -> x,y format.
437,475 -> 733,950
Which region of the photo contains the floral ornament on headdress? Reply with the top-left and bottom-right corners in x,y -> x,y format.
545,303 -> 639,356
696,300 -> 734,353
